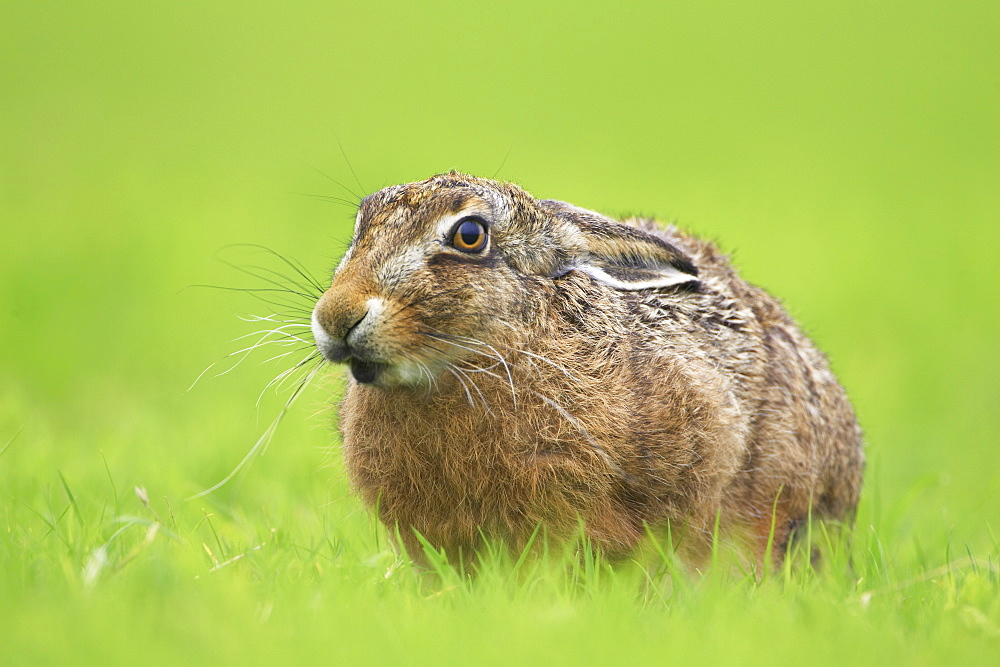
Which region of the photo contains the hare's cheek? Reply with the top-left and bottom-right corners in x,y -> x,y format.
343,298 -> 394,354
382,361 -> 429,386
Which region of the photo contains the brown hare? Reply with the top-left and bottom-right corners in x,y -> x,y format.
311,172 -> 864,568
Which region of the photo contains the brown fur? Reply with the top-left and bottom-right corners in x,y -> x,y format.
312,172 -> 864,568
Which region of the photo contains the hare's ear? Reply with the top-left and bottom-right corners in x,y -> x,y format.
540,200 -> 699,291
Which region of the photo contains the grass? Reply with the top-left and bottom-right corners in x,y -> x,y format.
2,444 -> 998,664
2,0 -> 998,663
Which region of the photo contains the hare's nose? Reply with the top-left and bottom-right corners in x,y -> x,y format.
311,307 -> 347,362
312,293 -> 387,363
311,294 -> 368,363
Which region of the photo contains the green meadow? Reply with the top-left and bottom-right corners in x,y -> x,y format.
2,1 -> 998,663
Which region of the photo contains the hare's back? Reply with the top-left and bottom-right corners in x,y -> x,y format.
627,218 -> 864,523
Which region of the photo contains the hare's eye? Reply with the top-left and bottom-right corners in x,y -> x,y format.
450,218 -> 488,253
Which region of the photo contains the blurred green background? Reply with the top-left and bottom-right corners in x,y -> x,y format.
1,0 -> 998,659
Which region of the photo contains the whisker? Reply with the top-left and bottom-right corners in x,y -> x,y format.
456,361 -> 624,479
188,242 -> 334,499
257,351 -> 323,406
238,313 -> 311,326
458,361 -> 503,373
187,357 -> 324,501
189,283 -> 314,302
230,324 -> 312,343
492,143 -> 514,179
220,243 -> 327,293
530,391 -> 625,478
240,264 -> 323,301
215,259 -> 321,302
308,164 -> 364,204
428,330 -> 581,383
446,366 -> 475,407
335,136 -> 367,200
275,354 -> 324,395
294,192 -> 360,209
261,345 -> 317,365
420,332 -> 517,406
189,328 -> 301,390
447,363 -> 495,416
417,360 -> 438,399
191,284 -> 315,317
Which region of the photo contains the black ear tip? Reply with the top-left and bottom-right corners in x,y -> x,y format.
673,257 -> 699,276
674,278 -> 702,293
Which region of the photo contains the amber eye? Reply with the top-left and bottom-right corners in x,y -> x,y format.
450,217 -> 488,253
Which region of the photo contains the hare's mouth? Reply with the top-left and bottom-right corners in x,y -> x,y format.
344,355 -> 435,389
349,358 -> 387,385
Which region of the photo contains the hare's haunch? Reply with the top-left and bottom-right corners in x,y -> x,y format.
312,172 -> 864,567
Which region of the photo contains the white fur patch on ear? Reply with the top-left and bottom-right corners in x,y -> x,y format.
576,263 -> 698,291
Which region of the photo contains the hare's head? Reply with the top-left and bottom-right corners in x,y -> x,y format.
311,172 -> 699,387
